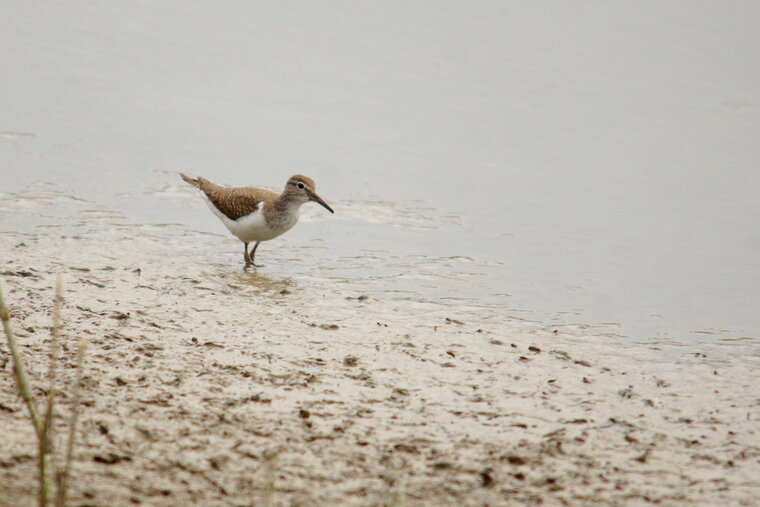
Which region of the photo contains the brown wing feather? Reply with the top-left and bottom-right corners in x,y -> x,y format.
187,176 -> 279,220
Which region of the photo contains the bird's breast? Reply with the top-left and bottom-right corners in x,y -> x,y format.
265,207 -> 300,231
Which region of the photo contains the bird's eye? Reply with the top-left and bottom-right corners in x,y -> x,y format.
297,182 -> 305,189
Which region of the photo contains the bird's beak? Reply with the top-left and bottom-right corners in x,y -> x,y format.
307,189 -> 334,214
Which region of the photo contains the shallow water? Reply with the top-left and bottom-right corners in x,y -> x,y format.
1,1 -> 759,349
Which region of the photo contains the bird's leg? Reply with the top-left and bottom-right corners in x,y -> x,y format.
243,242 -> 251,269
249,242 -> 262,267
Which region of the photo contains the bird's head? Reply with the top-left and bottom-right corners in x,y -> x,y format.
285,175 -> 334,213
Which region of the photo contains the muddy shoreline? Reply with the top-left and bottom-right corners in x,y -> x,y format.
1,204 -> 759,506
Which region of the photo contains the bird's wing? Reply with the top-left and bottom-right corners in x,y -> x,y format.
196,178 -> 278,221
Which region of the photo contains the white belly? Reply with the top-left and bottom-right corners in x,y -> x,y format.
203,195 -> 299,243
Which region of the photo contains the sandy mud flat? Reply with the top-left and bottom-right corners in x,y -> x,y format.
0,194 -> 758,506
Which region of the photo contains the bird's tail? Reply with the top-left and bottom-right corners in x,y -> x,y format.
179,173 -> 201,189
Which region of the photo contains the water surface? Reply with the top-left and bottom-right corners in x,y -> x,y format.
1,1 -> 758,349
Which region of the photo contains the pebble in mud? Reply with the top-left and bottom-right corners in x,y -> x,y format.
479,469 -> 495,488
93,453 -> 132,465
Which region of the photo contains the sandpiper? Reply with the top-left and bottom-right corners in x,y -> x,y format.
180,173 -> 334,268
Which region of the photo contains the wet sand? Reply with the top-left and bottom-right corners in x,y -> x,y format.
1,194 -> 759,506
